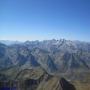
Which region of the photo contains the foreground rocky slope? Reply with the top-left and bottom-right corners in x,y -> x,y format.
0,67 -> 90,90
0,67 -> 76,90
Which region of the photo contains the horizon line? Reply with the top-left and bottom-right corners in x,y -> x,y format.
0,39 -> 90,43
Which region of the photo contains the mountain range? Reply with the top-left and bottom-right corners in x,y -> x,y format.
0,39 -> 90,90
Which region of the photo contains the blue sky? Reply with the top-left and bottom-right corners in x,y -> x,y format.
0,0 -> 90,41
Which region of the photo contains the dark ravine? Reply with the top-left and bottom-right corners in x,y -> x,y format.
60,78 -> 76,90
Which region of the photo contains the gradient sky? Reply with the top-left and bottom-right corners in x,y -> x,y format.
0,0 -> 90,41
